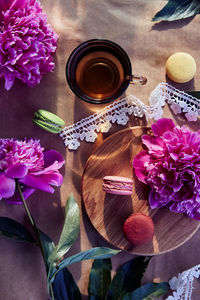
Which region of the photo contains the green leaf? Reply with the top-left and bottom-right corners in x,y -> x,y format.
152,0 -> 200,22
106,256 -> 151,300
53,268 -> 81,300
49,247 -> 120,283
0,216 -> 35,243
88,258 -> 112,300
57,248 -> 120,269
48,193 -> 80,266
121,282 -> 170,300
38,229 -> 55,272
187,91 -> 200,99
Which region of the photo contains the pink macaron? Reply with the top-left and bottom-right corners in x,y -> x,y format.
103,176 -> 133,195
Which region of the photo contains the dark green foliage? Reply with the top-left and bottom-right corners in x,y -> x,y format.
152,0 -> 200,22
0,216 -> 35,243
88,258 -> 112,300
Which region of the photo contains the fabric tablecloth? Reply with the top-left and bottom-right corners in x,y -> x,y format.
1,1 -> 200,299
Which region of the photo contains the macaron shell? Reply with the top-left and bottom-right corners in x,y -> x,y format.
35,109 -> 65,126
123,213 -> 154,245
166,52 -> 196,83
103,176 -> 133,195
33,119 -> 61,134
103,176 -> 133,183
102,188 -> 132,195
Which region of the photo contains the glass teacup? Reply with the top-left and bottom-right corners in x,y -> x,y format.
66,39 -> 147,104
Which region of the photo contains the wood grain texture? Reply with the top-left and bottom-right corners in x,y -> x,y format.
82,127 -> 200,255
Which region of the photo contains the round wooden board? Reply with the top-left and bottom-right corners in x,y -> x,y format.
82,127 -> 200,255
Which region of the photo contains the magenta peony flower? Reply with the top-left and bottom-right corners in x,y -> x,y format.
0,138 -> 65,204
133,118 -> 200,220
0,0 -> 58,90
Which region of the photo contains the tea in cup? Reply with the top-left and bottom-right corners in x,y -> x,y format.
66,39 -> 147,104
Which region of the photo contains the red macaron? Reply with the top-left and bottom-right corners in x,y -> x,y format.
123,213 -> 154,245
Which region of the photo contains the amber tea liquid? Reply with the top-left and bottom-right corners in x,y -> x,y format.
75,51 -> 124,100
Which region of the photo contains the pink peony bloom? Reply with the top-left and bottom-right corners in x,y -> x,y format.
0,0 -> 58,90
0,138 -> 65,204
133,118 -> 200,220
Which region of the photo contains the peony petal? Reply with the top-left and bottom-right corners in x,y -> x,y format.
169,202 -> 180,213
5,163 -> 28,178
131,118 -> 200,220
159,172 -> 174,183
148,189 -> 162,209
142,135 -> 164,153
38,173 -> 63,187
0,173 -> 15,198
10,0 -> 29,10
151,118 -> 175,137
4,70 -> 15,91
0,0 -> 58,90
33,161 -> 64,175
6,186 -> 35,205
162,131 -> 178,144
133,150 -> 151,183
169,152 -> 179,161
43,150 -> 65,168
20,174 -> 54,193
191,209 -> 200,221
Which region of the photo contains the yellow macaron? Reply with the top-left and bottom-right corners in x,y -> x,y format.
166,52 -> 196,83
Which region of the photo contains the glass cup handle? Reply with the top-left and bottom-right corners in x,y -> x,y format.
128,75 -> 147,85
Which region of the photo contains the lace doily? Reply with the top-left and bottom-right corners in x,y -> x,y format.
59,82 -> 200,150
166,264 -> 200,300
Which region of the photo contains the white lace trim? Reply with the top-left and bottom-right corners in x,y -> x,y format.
150,82 -> 200,122
166,264 -> 200,300
59,94 -> 164,150
59,82 -> 200,150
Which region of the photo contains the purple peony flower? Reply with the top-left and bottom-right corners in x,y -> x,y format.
133,118 -> 200,220
0,0 -> 58,90
0,138 -> 65,204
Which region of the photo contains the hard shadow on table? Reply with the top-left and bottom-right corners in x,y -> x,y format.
81,197 -> 138,258
103,193 -> 135,249
0,55 -> 63,141
81,199 -> 118,249
0,235 -> 49,300
0,53 -> 69,299
171,112 -> 200,132
166,75 -> 195,92
0,51 -> 67,237
164,76 -> 200,132
144,227 -> 200,300
0,188 -> 67,300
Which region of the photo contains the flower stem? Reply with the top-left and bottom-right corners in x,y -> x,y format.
49,283 -> 55,300
17,182 -> 45,261
18,185 -> 34,227
17,183 -> 55,299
